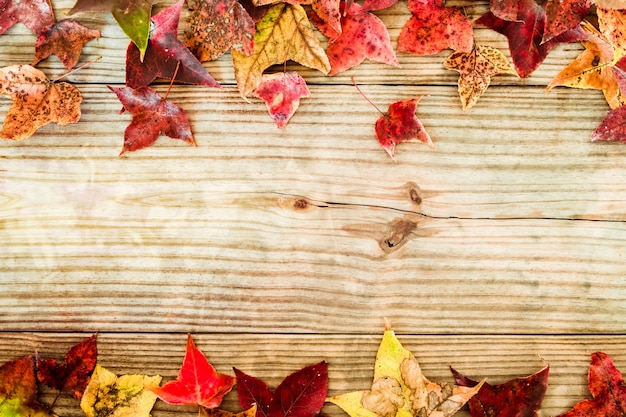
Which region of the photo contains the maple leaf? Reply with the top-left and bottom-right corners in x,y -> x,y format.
450,366 -> 549,417
0,355 -> 52,417
314,1 -> 399,76
232,3 -> 330,97
555,352 -> 626,417
69,0 -> 155,60
235,361 -> 328,417
547,21 -> 626,109
36,333 -> 98,400
184,0 -> 255,62
32,19 -> 100,70
597,6 -> 626,60
489,0 -> 521,21
398,0 -> 473,55
375,98 -> 432,161
148,334 -> 236,410
126,0 -> 220,89
590,104 -> 626,142
475,0 -> 587,78
206,405 -> 259,417
543,0 -> 592,43
0,64 -> 82,141
252,71 -> 311,128
109,85 -> 196,154
81,365 -> 161,417
0,0 -> 55,36
444,44 -> 518,110
327,324 -> 484,417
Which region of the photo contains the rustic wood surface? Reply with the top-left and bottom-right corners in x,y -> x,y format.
1,1 -> 625,417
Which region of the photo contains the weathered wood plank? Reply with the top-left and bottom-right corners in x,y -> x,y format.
0,0 -> 586,87
0,333 -> 624,417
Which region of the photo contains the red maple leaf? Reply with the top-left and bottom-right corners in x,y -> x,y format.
375,97 -> 432,161
313,1 -> 399,76
235,361 -> 328,417
0,356 -> 51,416
543,0 -> 592,43
252,72 -> 311,128
490,0 -> 522,21
148,334 -> 235,409
591,105 -> 626,143
109,85 -> 196,154
556,352 -> 626,417
398,0 -> 473,55
126,0 -> 220,89
475,0 -> 587,78
36,334 -> 98,400
0,0 -> 55,36
32,19 -> 100,70
450,366 -> 549,417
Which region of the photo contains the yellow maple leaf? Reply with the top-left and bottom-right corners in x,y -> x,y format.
444,45 -> 517,110
327,324 -> 484,417
0,65 -> 82,141
232,3 -> 330,97
547,17 -> 626,109
80,365 -> 162,417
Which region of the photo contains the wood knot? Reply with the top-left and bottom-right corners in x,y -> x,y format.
380,219 -> 418,253
293,198 -> 308,210
403,182 -> 422,206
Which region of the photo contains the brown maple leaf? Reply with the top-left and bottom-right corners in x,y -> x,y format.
33,19 -> 100,70
445,44 -> 518,110
184,0 -> 255,62
0,65 -> 82,140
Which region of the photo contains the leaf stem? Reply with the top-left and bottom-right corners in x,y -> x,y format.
351,77 -> 384,115
165,61 -> 181,100
53,56 -> 102,82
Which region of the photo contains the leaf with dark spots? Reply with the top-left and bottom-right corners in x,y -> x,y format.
475,0 -> 587,78
252,71 -> 311,128
0,356 -> 52,417
398,0 -> 473,55
235,361 -> 328,417
33,19 -> 100,70
543,0 -> 592,43
0,0 -> 55,36
126,0 -> 220,89
184,0 -> 255,62
375,98 -> 432,161
36,333 -> 98,400
109,85 -> 196,154
591,104 -> 626,142
450,365 -> 549,417
555,352 -> 626,417
0,64 -> 82,140
320,1 -> 399,76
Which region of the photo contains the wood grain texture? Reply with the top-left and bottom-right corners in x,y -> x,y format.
0,333 -> 624,417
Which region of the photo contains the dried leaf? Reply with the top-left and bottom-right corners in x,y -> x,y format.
450,366 -> 549,417
327,325 -> 484,417
490,0 -> 521,21
476,0 -> 587,78
33,19 -> 100,70
235,361 -> 328,417
0,64 -> 82,141
319,2 -> 399,76
543,0 -> 592,43
206,405 -> 260,417
148,334 -> 235,409
555,352 -> 626,417
444,45 -> 518,110
126,0 -> 220,88
109,85 -> 196,154
0,0 -> 55,36
375,98 -> 432,161
184,0 -> 256,62
398,0 -> 473,55
252,71 -> 311,128
36,334 -> 98,400
232,3 -> 330,97
0,356 -> 52,417
590,104 -> 626,142
80,365 -> 161,417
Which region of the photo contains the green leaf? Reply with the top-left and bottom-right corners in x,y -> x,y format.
112,0 -> 155,61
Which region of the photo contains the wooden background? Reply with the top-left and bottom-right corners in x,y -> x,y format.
1,1 -> 625,416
